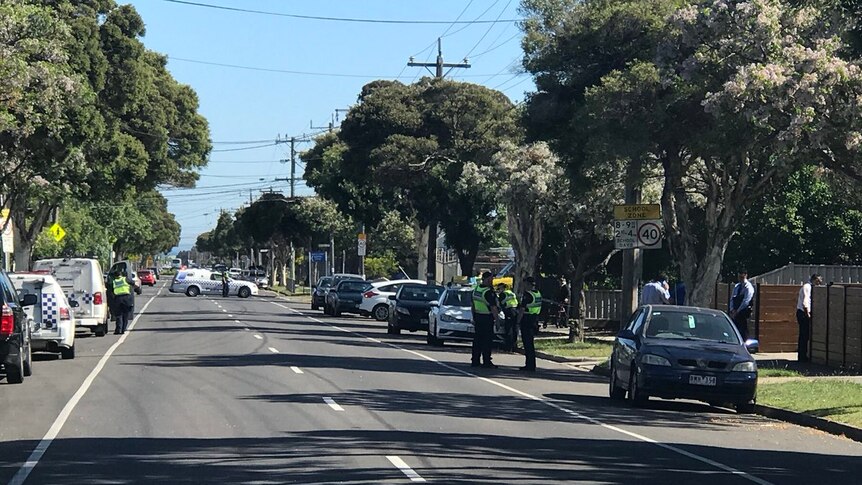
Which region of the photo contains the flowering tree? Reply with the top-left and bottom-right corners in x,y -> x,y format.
465,142 -> 565,295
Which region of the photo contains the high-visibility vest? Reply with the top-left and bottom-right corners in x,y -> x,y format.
472,285 -> 493,315
501,290 -> 519,309
113,277 -> 131,296
526,290 -> 542,315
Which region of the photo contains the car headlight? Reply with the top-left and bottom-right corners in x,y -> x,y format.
733,361 -> 757,372
641,354 -> 671,367
440,312 -> 456,322
396,306 -> 411,315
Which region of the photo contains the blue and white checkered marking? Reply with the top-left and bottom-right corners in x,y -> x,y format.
41,293 -> 58,329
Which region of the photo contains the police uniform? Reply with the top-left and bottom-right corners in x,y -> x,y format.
111,274 -> 134,335
519,289 -> 542,371
472,284 -> 499,367
499,289 -> 519,351
222,273 -> 230,297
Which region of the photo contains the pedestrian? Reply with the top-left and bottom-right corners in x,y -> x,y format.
221,271 -> 230,298
471,272 -> 500,369
497,283 -> 519,352
109,270 -> 134,335
729,270 -> 755,341
517,276 -> 542,372
640,274 -> 671,305
796,273 -> 823,362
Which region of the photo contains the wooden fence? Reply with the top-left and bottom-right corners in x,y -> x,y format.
811,285 -> 862,371
712,283 -> 799,352
582,289 -> 622,326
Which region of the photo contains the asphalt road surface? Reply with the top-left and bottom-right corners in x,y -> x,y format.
1,281 -> 860,484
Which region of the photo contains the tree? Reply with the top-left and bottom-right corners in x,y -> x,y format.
196,211 -> 240,261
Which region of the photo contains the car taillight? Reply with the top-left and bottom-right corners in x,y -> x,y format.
363,291 -> 379,298
93,292 -> 103,305
60,307 -> 71,320
0,304 -> 14,337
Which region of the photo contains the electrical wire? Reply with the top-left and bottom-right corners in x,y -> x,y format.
470,31 -> 521,59
463,0 -> 515,60
211,142 -> 281,153
442,0 -> 501,38
162,0 -> 521,24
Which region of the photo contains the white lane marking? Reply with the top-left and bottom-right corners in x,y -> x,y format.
222,309 -> 227,313
290,366 -> 304,374
254,334 -> 263,340
275,301 -> 773,485
323,397 -> 344,411
10,287 -> 163,485
244,328 -> 250,332
234,319 -> 242,324
386,456 -> 426,482
268,347 -> 279,354
228,314 -> 233,317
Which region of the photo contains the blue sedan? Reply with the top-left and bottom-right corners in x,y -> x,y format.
609,305 -> 759,413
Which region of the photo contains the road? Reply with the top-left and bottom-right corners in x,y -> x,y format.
1,281 -> 860,484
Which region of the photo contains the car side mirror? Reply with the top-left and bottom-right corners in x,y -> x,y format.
388,295 -> 397,301
617,329 -> 636,340
22,294 -> 38,307
430,301 -> 439,307
69,300 -> 80,308
744,339 -> 760,354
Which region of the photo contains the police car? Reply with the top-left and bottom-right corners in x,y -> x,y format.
169,269 -> 259,298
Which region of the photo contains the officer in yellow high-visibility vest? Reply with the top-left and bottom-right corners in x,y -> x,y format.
497,283 -> 519,352
471,272 -> 500,368
517,276 -> 543,372
109,271 -> 134,335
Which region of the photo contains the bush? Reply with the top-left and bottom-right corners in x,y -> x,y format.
365,251 -> 398,279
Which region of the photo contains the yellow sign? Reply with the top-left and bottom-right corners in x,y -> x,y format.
50,223 -> 66,242
614,204 -> 661,220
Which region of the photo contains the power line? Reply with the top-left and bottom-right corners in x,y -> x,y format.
470,31 -> 521,59
463,0 -> 515,60
442,0 -> 502,38
211,142 -> 281,153
162,0 -> 521,24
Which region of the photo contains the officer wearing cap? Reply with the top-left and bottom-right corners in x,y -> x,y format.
472,271 -> 500,368
517,276 -> 542,372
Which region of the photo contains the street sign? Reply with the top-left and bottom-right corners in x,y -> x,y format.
310,251 -> 326,262
357,233 -> 366,257
613,220 -> 637,249
637,220 -> 662,249
614,204 -> 661,220
613,219 -> 662,249
49,223 -> 66,243
1,209 -> 13,252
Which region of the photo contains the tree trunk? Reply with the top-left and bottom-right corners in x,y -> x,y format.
11,203 -> 52,271
414,222 -> 429,281
426,222 -> 438,284
508,210 -> 541,297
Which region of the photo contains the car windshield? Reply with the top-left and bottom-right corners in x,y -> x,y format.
339,281 -> 370,292
645,311 -> 740,344
443,290 -> 472,306
400,286 -> 443,301
318,278 -> 332,288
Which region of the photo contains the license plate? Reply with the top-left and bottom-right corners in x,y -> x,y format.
689,375 -> 717,386
420,318 -> 428,324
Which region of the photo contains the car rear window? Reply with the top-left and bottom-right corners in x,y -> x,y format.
400,286 -> 443,301
645,311 -> 740,344
339,281 -> 370,292
443,290 -> 472,306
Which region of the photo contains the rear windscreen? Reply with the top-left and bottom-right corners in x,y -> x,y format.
339,282 -> 370,292
400,286 -> 443,301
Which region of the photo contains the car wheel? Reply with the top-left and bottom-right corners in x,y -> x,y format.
609,362 -> 626,400
311,302 -> 319,311
333,306 -> 341,317
387,325 -> 401,335
238,287 -> 251,298
95,322 -> 107,337
372,304 -> 389,321
6,353 -> 24,384
61,343 -> 75,360
735,400 -> 756,414
186,286 -> 200,297
23,337 -> 32,377
628,366 -> 649,406
426,332 -> 444,346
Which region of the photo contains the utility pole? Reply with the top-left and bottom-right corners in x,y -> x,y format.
407,38 -> 470,284
621,160 -> 644,328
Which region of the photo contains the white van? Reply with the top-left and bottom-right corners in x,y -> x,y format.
32,258 -> 109,337
10,273 -> 76,359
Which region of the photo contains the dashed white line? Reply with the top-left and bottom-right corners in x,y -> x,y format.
290,366 -> 304,374
222,309 -> 227,313
268,347 -> 279,354
244,328 -> 250,331
274,300 -> 773,485
253,334 -> 263,340
228,314 -> 234,317
323,397 -> 344,411
386,456 -> 426,482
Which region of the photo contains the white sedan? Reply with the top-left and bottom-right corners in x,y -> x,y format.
359,279 -> 427,321
169,269 -> 259,298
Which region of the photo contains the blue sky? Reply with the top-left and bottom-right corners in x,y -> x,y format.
128,0 -> 532,250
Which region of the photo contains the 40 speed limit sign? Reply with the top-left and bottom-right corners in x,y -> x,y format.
636,220 -> 662,249
613,219 -> 663,249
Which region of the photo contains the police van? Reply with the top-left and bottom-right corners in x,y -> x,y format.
32,258 -> 109,337
10,273 -> 76,359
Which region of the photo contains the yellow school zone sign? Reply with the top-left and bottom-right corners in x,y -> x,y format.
50,223 -> 66,242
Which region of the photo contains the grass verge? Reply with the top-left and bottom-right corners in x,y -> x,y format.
759,380 -> 862,428
533,338 -> 614,360
758,368 -> 802,378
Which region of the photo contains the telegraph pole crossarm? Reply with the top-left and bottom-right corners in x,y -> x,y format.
407,38 -> 471,79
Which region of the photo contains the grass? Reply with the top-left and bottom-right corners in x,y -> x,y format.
759,380 -> 862,428
533,338 -> 614,360
758,368 -> 803,378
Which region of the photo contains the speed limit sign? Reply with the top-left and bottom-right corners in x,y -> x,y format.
636,220 -> 663,249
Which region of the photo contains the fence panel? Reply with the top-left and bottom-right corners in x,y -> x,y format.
827,286 -> 846,368
756,285 -> 799,352
584,289 -> 621,325
846,287 -> 862,370
811,286 -> 829,365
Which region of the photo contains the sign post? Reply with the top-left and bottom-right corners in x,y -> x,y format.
357,231 -> 366,278
614,204 -> 663,328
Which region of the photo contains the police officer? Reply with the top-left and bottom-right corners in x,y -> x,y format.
517,276 -> 542,372
221,271 -> 230,298
471,272 -> 500,368
497,283 -> 519,352
109,270 -> 134,335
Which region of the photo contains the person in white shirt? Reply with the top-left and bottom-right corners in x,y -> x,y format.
729,270 -> 755,340
640,275 -> 671,305
796,274 -> 823,362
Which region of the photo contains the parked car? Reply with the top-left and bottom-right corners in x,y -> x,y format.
387,283 -> 444,334
359,279 -> 427,321
137,270 -> 156,286
314,274 -> 363,311
169,269 -> 259,298
0,271 -> 37,383
427,285 -> 506,346
108,261 -> 143,295
325,280 -> 371,317
147,267 -> 161,280
311,276 -> 332,311
10,273 -> 76,359
33,258 -> 110,337
609,305 -> 759,413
